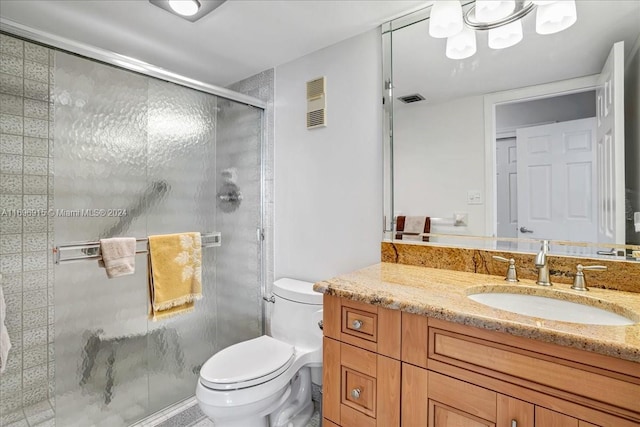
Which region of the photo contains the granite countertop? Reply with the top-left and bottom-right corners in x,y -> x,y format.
313,262 -> 640,362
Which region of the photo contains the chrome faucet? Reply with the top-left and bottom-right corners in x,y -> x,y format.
534,240 -> 552,286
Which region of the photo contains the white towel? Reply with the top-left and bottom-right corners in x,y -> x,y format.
99,237 -> 137,278
403,216 -> 428,241
0,274 -> 12,373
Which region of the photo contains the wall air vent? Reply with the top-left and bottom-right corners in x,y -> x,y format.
398,94 -> 425,104
306,77 -> 326,129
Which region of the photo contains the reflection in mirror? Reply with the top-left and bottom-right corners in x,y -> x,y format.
383,0 -> 640,258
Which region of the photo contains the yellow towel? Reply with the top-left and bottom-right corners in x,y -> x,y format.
148,232 -> 202,321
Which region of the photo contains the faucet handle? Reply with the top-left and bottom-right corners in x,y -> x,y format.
492,256 -> 519,282
571,264 -> 607,291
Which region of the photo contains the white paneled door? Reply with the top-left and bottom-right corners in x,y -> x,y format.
516,118 -> 598,243
596,41 -> 625,245
496,137 -> 518,239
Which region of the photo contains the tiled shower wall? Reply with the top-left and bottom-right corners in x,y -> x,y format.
0,33 -> 55,418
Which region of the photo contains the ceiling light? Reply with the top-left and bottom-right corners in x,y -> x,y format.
476,0 -> 516,22
168,0 -> 201,16
150,0 -> 225,22
446,26 -> 477,59
535,0 -> 577,35
428,0 -> 578,59
488,20 -> 523,49
429,1 -> 464,39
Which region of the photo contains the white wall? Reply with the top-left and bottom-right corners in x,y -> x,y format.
274,29 -> 383,283
394,95 -> 486,236
496,91 -> 596,132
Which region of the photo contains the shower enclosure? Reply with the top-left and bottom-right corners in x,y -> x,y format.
47,49 -> 264,425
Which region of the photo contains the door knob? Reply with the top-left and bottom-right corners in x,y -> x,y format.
519,226 -> 534,233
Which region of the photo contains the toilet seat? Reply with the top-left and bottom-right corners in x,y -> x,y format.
200,335 -> 295,391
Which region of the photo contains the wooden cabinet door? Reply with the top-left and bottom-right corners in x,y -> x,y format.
402,363 -> 428,426
535,407 -> 578,427
497,395 -> 534,427
323,338 -> 400,427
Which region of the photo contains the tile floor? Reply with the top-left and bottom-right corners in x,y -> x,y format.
138,396 -> 321,427
0,396 -> 320,427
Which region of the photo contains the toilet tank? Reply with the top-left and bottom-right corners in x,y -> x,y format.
270,278 -> 323,352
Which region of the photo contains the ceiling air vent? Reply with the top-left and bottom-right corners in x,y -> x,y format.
398,94 -> 425,104
306,77 -> 326,129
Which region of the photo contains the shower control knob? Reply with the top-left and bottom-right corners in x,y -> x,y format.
352,319 -> 363,330
350,388 -> 361,400
318,320 -> 324,330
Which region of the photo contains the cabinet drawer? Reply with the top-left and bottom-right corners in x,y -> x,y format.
324,295 -> 401,358
343,306 -> 377,342
342,367 -> 376,417
428,371 -> 497,423
428,324 -> 640,417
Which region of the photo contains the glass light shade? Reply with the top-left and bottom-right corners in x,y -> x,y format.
475,0 -> 516,22
488,20 -> 523,49
168,0 -> 200,16
446,27 -> 477,59
429,1 -> 464,39
536,0 -> 577,35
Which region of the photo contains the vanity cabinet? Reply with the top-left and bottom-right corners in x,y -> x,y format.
401,313 -> 640,427
322,295 -> 402,427
322,296 -> 640,427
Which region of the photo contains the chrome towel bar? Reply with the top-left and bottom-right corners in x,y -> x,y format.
53,232 -> 221,265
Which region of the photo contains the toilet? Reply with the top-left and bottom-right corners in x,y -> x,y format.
196,278 -> 323,427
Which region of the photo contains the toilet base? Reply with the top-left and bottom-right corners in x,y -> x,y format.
197,382 -> 289,427
197,367 -> 315,427
270,368 -> 313,427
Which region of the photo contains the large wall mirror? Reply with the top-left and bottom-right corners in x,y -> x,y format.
382,0 -> 640,258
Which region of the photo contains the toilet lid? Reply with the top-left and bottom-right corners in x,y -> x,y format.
200,335 -> 295,391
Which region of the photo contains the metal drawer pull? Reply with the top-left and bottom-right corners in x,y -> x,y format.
351,388 -> 361,399
511,420 -> 517,427
352,319 -> 363,330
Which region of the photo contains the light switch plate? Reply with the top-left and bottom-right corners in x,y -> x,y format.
467,190 -> 483,205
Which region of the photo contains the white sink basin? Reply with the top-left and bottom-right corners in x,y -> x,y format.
468,292 -> 636,326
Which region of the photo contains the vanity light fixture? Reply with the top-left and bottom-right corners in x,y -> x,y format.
446,26 -> 477,59
429,0 -> 578,59
535,0 -> 577,35
475,0 -> 515,22
487,19 -> 523,49
429,0 -> 464,38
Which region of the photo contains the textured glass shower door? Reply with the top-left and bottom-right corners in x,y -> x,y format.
53,52 -> 263,426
